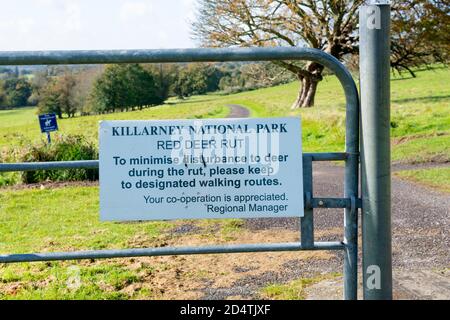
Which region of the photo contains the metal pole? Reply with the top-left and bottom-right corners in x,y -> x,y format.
301,156 -> 314,249
360,2 -> 393,300
46,132 -> 51,144
343,157 -> 358,300
0,242 -> 345,263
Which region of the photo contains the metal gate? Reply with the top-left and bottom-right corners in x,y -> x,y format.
0,3 -> 393,300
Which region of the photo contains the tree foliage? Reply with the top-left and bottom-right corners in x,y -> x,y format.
391,0 -> 450,77
193,0 -> 449,107
0,84 -> 5,106
171,63 -> 225,99
37,85 -> 62,118
37,68 -> 104,118
91,64 -> 166,113
1,78 -> 32,107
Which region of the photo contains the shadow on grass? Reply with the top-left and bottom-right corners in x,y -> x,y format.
392,75 -> 416,81
392,94 -> 450,104
165,97 -> 220,105
391,65 -> 449,81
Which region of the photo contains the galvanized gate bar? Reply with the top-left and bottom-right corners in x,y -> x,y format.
343,152 -> 359,300
0,160 -> 99,172
0,242 -> 345,264
301,156 -> 314,249
0,47 -> 360,299
0,153 -> 348,172
0,157 -> 360,211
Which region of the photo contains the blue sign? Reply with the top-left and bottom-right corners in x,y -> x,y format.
38,114 -> 58,133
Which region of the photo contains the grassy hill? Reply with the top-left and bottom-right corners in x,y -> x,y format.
1,66 -> 449,163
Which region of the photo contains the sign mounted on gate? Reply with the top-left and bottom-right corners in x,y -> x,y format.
99,117 -> 303,221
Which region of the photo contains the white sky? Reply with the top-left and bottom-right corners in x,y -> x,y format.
0,0 -> 197,51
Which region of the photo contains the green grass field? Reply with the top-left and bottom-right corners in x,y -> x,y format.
0,66 -> 449,299
0,186 -> 167,299
1,66 -> 449,159
261,273 -> 341,300
395,167 -> 450,193
0,102 -> 229,148
0,185 -> 251,299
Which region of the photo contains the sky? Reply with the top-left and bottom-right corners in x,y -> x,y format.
0,0 -> 197,51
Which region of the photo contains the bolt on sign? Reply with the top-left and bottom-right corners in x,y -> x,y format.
99,117 -> 304,221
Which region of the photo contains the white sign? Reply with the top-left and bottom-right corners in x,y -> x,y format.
99,117 -> 303,221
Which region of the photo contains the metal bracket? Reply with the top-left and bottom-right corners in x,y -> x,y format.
305,191 -> 313,210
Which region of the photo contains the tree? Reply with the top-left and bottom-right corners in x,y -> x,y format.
193,0 -> 449,108
92,64 -> 166,113
125,64 -> 162,109
0,83 -> 5,108
72,66 -> 103,115
391,0 -> 450,77
37,80 -> 63,118
92,65 -> 129,113
171,63 -> 224,98
240,62 -> 295,88
54,74 -> 78,118
28,70 -> 51,106
144,64 -> 179,101
37,73 -> 79,118
2,78 -> 32,107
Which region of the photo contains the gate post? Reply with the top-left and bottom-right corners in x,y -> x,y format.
359,2 -> 393,299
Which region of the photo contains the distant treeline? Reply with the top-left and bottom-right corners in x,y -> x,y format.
0,62 -> 294,117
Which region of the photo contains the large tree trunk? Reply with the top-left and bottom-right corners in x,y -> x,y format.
291,76 -> 320,109
290,63 -> 324,109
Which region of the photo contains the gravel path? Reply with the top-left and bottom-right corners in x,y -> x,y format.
228,160 -> 449,300
245,162 -> 449,269
226,103 -> 449,269
217,103 -> 450,299
392,162 -> 450,171
226,104 -> 251,118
